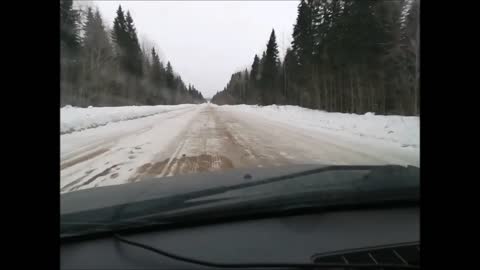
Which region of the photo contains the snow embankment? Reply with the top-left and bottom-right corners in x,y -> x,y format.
61,104 -> 195,134
217,105 -> 419,148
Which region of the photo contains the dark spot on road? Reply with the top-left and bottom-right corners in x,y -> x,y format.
78,164 -> 121,187
130,154 -> 234,182
244,173 -> 252,179
61,169 -> 97,192
61,148 -> 109,170
182,154 -> 186,157
135,146 -> 142,150
137,163 -> 152,173
110,173 -> 119,179
61,175 -> 88,192
104,162 -> 109,165
128,156 -> 136,159
128,163 -> 151,182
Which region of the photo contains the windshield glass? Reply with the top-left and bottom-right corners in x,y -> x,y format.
61,0 -> 419,235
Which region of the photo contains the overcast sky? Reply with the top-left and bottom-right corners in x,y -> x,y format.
94,1 -> 299,98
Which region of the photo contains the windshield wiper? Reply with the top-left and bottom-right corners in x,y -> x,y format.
61,190 -> 417,241
61,165 -> 419,240
114,233 -> 420,269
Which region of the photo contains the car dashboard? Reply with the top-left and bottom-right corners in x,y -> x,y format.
61,206 -> 419,269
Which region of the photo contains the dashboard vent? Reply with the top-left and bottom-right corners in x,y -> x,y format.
312,243 -> 419,267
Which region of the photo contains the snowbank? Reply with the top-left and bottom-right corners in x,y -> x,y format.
61,104 -> 195,134
216,104 -> 419,148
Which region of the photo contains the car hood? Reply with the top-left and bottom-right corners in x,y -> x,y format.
61,164 -> 419,216
62,164 -> 322,214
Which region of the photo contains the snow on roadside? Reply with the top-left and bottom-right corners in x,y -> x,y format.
60,105 -> 205,192
215,104 -> 419,148
60,104 -> 195,134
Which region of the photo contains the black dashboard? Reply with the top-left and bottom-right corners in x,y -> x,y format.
60,206 -> 419,269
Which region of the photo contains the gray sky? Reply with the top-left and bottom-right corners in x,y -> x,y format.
94,1 -> 299,98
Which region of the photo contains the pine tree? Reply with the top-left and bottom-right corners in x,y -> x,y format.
82,8 -> 113,72
246,55 -> 260,104
94,10 -> 113,62
402,0 -> 419,115
292,0 -> 314,71
112,6 -> 126,50
150,47 -> 162,84
243,68 -> 249,103
78,7 -> 115,105
112,5 -> 128,72
125,11 -> 143,76
83,7 -> 95,47
244,69 -> 249,81
148,48 -> 168,104
60,0 -> 80,55
283,47 -> 298,104
250,55 -> 260,82
261,29 -> 280,105
166,61 -> 175,89
259,51 -> 266,81
60,0 -> 83,106
291,0 -> 315,107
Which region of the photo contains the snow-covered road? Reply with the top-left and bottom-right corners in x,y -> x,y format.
60,103 -> 419,193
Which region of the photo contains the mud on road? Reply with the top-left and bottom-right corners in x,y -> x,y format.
127,105 -> 291,182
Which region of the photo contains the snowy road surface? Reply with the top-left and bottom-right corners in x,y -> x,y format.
60,103 -> 419,193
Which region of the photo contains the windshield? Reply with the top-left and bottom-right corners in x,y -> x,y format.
61,0 -> 419,235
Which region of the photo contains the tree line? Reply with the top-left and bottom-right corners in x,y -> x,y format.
60,0 -> 205,107
212,0 -> 419,116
